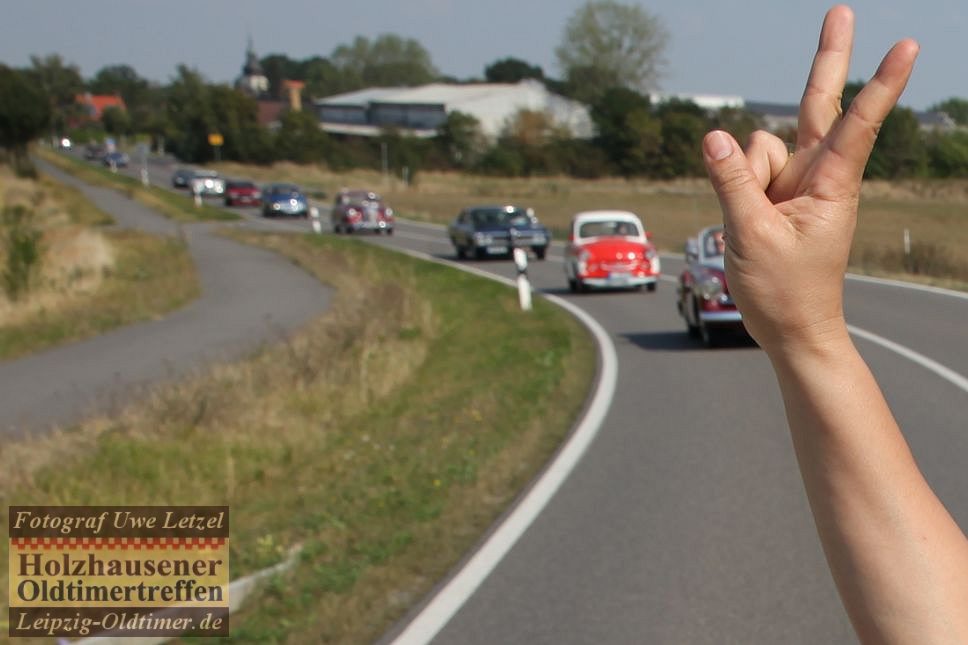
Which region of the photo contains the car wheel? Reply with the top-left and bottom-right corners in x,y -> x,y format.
700,322 -> 721,348
534,246 -> 546,260
473,246 -> 486,260
647,282 -> 657,292
568,278 -> 578,293
386,228 -> 394,236
687,298 -> 701,338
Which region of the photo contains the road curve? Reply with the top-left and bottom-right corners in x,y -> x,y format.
0,161 -> 332,437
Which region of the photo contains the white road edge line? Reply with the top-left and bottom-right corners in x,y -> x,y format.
387,248 -> 618,645
847,324 -> 968,394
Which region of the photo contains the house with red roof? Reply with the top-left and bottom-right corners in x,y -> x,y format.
74,93 -> 127,121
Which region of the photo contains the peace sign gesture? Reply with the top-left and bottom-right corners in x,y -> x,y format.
703,4 -> 919,354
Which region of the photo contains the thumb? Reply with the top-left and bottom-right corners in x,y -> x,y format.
703,130 -> 774,232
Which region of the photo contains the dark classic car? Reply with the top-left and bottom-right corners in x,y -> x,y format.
564,210 -> 659,292
102,151 -> 130,168
262,183 -> 309,217
676,225 -> 747,347
171,168 -> 196,189
448,205 -> 550,260
224,180 -> 261,207
331,189 -> 394,234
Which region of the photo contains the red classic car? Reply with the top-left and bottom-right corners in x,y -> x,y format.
224,180 -> 261,207
331,189 -> 394,234
676,225 -> 747,347
564,210 -> 660,292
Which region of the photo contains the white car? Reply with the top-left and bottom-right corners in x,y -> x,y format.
189,170 -> 226,197
564,210 -> 660,292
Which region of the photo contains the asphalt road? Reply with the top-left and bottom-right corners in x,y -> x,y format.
0,160 -> 332,436
65,154 -> 968,643
366,221 -> 968,644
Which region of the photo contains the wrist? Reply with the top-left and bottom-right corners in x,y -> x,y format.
759,316 -> 853,366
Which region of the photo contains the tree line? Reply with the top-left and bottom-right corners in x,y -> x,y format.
3,0 -> 968,181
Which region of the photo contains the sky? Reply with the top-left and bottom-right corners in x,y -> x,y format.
1,1 -> 964,111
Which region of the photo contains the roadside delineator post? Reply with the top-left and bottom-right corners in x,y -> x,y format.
310,207 -> 322,234
193,185 -> 202,208
513,247 -> 532,311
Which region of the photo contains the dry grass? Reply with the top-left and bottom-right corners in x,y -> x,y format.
0,165 -> 199,359
0,232 -> 595,644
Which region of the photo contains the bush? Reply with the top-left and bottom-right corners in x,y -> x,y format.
2,205 -> 42,301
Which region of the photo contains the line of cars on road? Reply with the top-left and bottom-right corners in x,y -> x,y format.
171,168 -> 313,218
167,160 -> 744,346
445,203 -> 746,347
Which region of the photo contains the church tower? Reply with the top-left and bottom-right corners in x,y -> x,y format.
235,36 -> 269,98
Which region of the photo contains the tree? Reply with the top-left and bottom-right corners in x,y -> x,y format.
555,0 -> 668,103
654,99 -> 708,177
100,105 -> 131,136
274,110 -> 330,163
590,87 -> 660,176
435,111 -> 486,167
24,54 -> 84,133
926,130 -> 968,177
929,97 -> 968,126
331,35 -> 439,89
0,65 -> 51,168
89,64 -> 150,108
484,58 -> 544,84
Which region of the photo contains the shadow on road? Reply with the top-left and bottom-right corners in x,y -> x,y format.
620,330 -> 759,352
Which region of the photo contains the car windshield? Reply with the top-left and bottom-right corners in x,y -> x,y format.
271,184 -> 301,195
578,220 -> 640,238
471,208 -> 531,227
228,182 -> 255,189
702,227 -> 726,257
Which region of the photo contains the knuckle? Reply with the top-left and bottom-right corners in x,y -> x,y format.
713,164 -> 756,195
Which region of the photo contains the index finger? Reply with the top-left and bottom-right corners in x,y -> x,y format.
797,5 -> 855,150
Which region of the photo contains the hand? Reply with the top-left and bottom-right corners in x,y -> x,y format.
702,5 -> 918,355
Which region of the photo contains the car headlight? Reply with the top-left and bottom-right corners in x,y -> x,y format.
272,203 -> 281,210
473,232 -> 492,245
699,275 -> 723,300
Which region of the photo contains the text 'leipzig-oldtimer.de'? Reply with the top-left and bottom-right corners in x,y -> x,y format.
564,210 -> 660,293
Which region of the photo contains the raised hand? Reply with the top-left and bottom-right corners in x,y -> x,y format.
702,4 -> 919,355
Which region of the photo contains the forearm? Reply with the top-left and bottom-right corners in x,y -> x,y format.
767,327 -> 968,643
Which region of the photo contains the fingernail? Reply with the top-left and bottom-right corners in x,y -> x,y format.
705,131 -> 733,161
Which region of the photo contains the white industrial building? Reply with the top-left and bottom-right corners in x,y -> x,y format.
315,80 -> 594,140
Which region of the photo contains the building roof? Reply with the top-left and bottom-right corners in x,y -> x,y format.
316,80 -> 593,139
75,93 -> 126,120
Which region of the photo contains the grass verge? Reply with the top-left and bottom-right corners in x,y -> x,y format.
35,147 -> 238,223
0,229 -> 198,359
0,164 -> 200,360
0,232 -> 596,644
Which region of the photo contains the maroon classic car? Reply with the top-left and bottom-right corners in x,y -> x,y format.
331,189 -> 394,234
676,225 -> 747,347
224,180 -> 261,207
